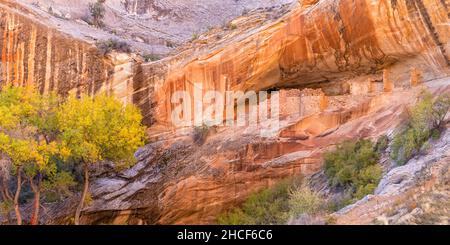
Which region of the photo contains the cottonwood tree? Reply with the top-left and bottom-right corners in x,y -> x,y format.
0,86 -> 68,225
0,135 -> 61,225
0,86 -> 38,224
0,153 -> 13,223
0,87 -> 145,225
56,94 -> 146,225
24,141 -> 64,225
23,89 -> 66,225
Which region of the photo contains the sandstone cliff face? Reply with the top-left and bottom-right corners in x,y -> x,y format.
334,117 -> 450,225
57,79 -> 449,225
146,0 -> 449,127
18,0 -> 295,55
0,0 -> 449,224
0,0 -> 294,124
0,1 -> 142,103
2,0 -> 449,127
82,0 -> 450,224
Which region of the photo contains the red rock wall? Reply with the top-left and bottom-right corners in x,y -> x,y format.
2,0 -> 445,225
0,2 -> 116,97
1,0 -> 448,128
143,0 -> 449,127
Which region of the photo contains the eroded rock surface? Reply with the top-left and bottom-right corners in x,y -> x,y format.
17,0 -> 295,55
0,0 -> 449,224
48,80 -> 449,225
334,122 -> 450,225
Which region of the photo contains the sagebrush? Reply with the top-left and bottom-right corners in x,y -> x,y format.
217,176 -> 325,225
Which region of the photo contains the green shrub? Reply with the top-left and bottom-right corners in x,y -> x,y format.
391,92 -> 450,165
166,41 -> 175,48
218,137 -> 390,225
288,185 -> 324,217
228,23 -> 238,30
375,135 -> 389,153
193,124 -> 210,145
89,0 -> 106,28
216,209 -> 247,225
0,200 -> 13,215
96,39 -> 131,55
431,129 -> 441,140
326,188 -> 355,212
217,177 -> 303,225
324,139 -> 382,200
430,93 -> 450,129
142,53 -> 160,62
42,171 -> 77,202
191,33 -> 199,41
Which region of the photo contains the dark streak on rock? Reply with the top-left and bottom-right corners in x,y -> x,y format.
414,0 -> 450,66
391,0 -> 399,9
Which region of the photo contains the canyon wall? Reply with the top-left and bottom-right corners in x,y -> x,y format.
1,0 -> 448,128
0,2 -> 105,96
0,0 -> 140,104
79,0 -> 449,224
142,0 -> 450,127
0,0 -> 449,224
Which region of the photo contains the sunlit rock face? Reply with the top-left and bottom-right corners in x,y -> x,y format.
142,0 -> 449,127
1,0 -> 448,127
0,0 -> 449,225
16,0 -> 295,55
0,5 -> 109,96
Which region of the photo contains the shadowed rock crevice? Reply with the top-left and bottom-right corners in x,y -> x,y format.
412,0 -> 450,66
0,0 -> 449,225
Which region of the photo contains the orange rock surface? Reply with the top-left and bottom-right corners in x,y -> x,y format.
144,0 -> 449,126
0,0 -> 449,224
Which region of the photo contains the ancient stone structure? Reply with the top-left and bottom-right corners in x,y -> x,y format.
411,68 -> 423,87
383,69 -> 394,92
2,0 -> 449,127
0,0 -> 449,224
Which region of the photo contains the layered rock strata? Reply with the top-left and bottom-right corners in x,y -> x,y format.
0,0 -> 449,224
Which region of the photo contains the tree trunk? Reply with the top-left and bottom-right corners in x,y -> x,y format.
74,164 -> 89,225
4,184 -> 12,200
13,167 -> 22,225
30,174 -> 41,225
1,181 -> 12,224
1,179 -> 12,201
